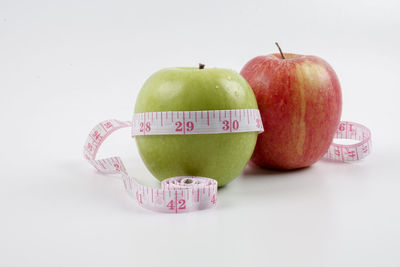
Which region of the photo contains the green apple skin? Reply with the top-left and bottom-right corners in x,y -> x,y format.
134,67 -> 258,187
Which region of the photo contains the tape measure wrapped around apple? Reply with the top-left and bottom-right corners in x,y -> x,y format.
84,53 -> 371,213
84,65 -> 265,213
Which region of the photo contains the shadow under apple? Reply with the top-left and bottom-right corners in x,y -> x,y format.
241,163 -> 311,177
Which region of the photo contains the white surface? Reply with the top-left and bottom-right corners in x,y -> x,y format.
1,0 -> 400,266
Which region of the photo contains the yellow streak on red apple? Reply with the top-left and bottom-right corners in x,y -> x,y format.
294,61 -> 332,157
294,63 -> 306,156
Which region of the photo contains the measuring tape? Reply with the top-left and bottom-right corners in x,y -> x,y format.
83,109 -> 371,213
132,109 -> 263,136
84,109 -> 263,213
323,121 -> 371,161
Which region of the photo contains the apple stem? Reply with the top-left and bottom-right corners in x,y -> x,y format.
199,63 -> 205,69
275,42 -> 285,59
183,178 -> 193,184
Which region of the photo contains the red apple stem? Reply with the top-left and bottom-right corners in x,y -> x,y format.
275,42 -> 285,59
199,63 -> 205,69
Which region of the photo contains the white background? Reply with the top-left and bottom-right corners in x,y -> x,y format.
1,0 -> 399,266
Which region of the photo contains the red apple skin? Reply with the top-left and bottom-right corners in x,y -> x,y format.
240,53 -> 342,169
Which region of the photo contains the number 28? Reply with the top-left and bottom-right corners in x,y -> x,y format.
139,122 -> 151,132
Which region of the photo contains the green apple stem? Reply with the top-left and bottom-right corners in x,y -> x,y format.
275,42 -> 285,59
199,63 -> 205,69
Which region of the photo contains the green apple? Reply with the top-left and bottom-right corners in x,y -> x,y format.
134,65 -> 258,186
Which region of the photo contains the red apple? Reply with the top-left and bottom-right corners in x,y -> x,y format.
240,45 -> 342,169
